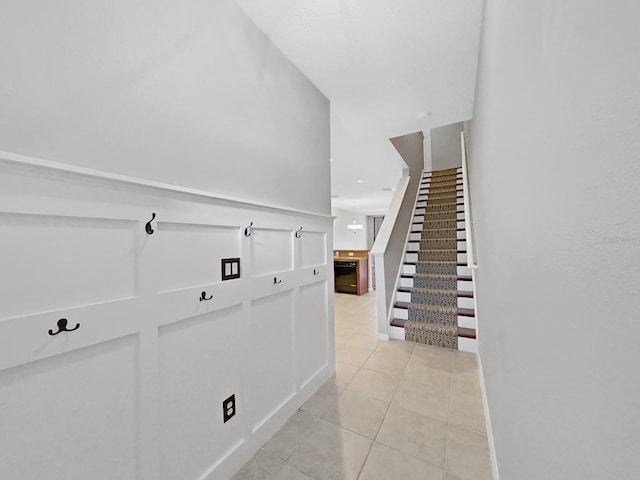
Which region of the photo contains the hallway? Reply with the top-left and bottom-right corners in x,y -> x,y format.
233,292 -> 492,479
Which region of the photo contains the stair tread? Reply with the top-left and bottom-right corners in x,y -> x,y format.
390,319 -> 476,339
411,231 -> 466,236
397,287 -> 473,297
406,249 -> 467,254
420,186 -> 462,193
394,302 -> 475,317
404,261 -> 468,267
415,203 -> 465,207
401,273 -> 472,281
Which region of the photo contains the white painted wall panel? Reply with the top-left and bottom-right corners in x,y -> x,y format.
250,228 -> 294,277
156,222 -> 240,292
298,231 -> 327,269
158,306 -> 244,480
0,335 -> 138,480
296,281 -> 329,388
0,213 -> 136,319
248,291 -> 295,430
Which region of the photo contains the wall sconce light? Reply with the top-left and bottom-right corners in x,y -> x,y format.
347,220 -> 364,232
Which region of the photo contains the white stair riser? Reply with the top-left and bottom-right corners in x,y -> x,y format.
414,207 -> 464,216
457,297 -> 474,309
407,240 -> 467,250
414,213 -> 465,223
421,178 -> 462,184
409,230 -> 466,241
402,264 -> 472,276
458,337 -> 478,353
393,308 -> 474,323
398,278 -> 473,290
417,195 -> 463,203
458,316 -> 477,329
404,253 -> 467,263
396,291 -> 474,309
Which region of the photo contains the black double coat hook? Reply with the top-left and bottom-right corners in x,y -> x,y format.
48,318 -> 80,336
199,291 -> 213,301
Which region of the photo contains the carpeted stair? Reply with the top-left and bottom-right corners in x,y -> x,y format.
404,168 -> 462,349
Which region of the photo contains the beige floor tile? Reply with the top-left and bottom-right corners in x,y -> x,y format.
232,450 -> 288,479
392,379 -> 450,422
376,405 -> 447,468
453,350 -> 478,373
412,344 -> 454,372
330,361 -> 360,390
363,348 -> 411,377
335,325 -> 357,339
300,382 -> 341,418
375,339 -> 416,355
278,464 -> 313,479
263,410 -> 316,460
346,368 -> 401,402
445,425 -> 493,480
451,369 -> 482,399
336,343 -> 374,367
323,389 -> 389,439
287,417 -> 373,480
345,334 -> 379,352
404,356 -> 452,391
449,390 -> 487,433
359,443 -> 444,480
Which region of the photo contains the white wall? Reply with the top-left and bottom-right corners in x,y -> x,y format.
332,207 -> 369,251
0,0 -> 330,215
431,122 -> 464,171
469,1 -> 640,479
423,129 -> 433,172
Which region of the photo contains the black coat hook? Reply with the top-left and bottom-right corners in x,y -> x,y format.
48,318 -> 80,336
295,227 -> 302,238
313,269 -> 320,275
273,277 -> 282,284
145,213 -> 156,234
244,222 -> 253,237
199,291 -> 213,301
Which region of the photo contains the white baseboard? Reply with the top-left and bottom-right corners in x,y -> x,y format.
477,355 -> 500,480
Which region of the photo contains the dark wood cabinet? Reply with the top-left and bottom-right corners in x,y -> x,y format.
334,256 -> 368,295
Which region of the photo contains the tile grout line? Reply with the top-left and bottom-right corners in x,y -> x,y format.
444,349 -> 456,479
356,341 -> 408,480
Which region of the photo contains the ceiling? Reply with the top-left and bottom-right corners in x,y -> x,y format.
233,0 -> 484,214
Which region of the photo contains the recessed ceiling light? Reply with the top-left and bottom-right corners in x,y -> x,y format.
329,158 -> 333,162
357,179 -> 367,183
382,187 -> 393,191
416,111 -> 432,120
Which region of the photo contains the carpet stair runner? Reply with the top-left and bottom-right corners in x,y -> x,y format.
391,167 -> 476,351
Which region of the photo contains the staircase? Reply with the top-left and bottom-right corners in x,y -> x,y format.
389,167 -> 478,353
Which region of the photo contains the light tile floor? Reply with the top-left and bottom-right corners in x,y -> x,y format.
233,292 -> 492,480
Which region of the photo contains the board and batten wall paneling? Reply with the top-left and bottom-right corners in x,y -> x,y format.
0,0 -> 330,215
0,156 -> 335,480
